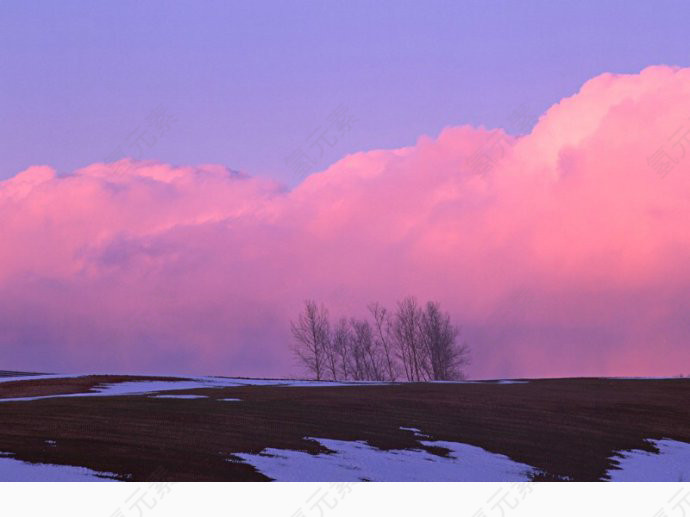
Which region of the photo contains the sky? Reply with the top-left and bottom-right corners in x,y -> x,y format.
1,2 -> 690,378
3,1 -> 690,184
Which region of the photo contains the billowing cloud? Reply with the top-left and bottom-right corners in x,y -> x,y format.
2,65 -> 690,378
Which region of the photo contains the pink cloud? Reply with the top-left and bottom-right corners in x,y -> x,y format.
1,65 -> 689,378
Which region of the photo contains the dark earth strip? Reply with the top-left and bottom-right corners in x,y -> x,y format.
0,377 -> 687,481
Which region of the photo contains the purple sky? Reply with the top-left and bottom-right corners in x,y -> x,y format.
2,1 -> 690,185
2,3 -> 690,378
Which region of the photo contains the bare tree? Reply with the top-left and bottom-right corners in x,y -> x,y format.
323,331 -> 340,381
290,300 -> 330,380
419,301 -> 470,380
392,297 -> 427,381
348,317 -> 385,381
290,298 -> 470,382
331,317 -> 352,380
347,318 -> 368,380
368,302 -> 398,381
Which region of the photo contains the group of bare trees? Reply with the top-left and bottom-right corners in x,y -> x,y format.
290,297 -> 470,382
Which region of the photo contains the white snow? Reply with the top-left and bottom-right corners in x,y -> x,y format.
0,374 -> 536,400
0,380 -> 218,402
88,380 -> 211,395
399,427 -> 430,438
0,453 -> 117,482
0,375 -> 397,403
428,379 -> 529,384
151,394 -> 208,399
605,439 -> 690,481
0,374 -> 87,385
212,378 -> 393,387
233,436 -> 536,481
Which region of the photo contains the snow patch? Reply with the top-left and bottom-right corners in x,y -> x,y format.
0,380 -> 219,402
0,374 -> 534,404
0,375 -> 395,403
0,374 -> 87,385
233,437 -> 536,481
151,394 -> 207,399
606,439 -> 690,481
399,427 -> 430,438
0,453 -> 117,482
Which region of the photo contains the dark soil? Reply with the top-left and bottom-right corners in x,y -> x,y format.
0,376 -> 687,481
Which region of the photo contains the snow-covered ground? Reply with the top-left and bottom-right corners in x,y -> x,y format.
605,439 -> 690,481
0,373 -> 536,389
0,376 -> 396,403
0,373 -> 87,384
0,453 -> 117,482
233,429 -> 536,481
0,379 -> 222,402
152,394 -> 208,399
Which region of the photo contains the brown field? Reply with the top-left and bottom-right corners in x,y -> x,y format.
0,375 -> 688,481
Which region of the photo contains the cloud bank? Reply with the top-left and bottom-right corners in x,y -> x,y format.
2,65 -> 689,378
